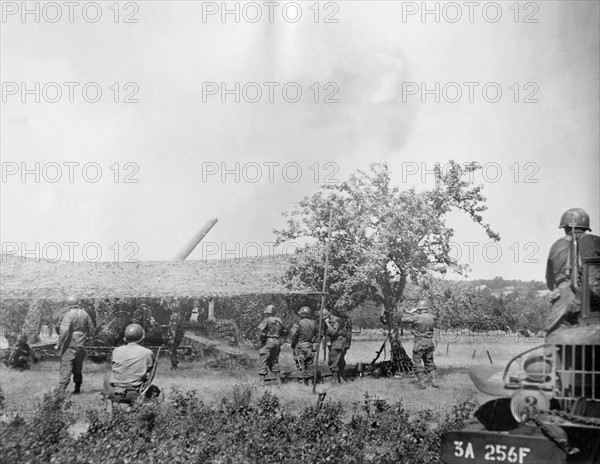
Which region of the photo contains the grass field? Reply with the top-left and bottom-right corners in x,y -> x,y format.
0,332 -> 544,422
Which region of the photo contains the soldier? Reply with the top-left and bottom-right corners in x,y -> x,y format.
321,309 -> 350,383
167,311 -> 183,369
400,299 -> 438,389
290,306 -> 317,385
5,334 -> 32,369
105,323 -> 160,405
56,295 -> 95,393
257,304 -> 286,384
338,313 -> 353,380
545,208 -> 600,335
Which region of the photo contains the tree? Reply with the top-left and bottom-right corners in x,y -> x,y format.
274,162 -> 499,372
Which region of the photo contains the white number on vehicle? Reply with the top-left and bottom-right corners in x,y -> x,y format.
484,444 -> 530,463
453,441 -> 475,459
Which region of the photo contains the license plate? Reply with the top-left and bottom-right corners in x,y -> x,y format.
440,431 -> 566,464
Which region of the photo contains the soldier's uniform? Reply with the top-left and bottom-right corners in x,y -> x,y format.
6,335 -> 31,369
56,298 -> 95,393
338,314 -> 353,379
104,323 -> 159,404
323,311 -> 351,382
545,208 -> 600,335
168,312 -> 183,369
290,307 -> 317,384
257,305 -> 286,382
107,343 -> 155,404
401,300 -> 437,389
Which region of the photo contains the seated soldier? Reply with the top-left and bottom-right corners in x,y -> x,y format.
104,323 -> 160,404
5,335 -> 32,369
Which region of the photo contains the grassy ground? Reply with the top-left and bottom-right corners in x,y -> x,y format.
0,333 -> 544,422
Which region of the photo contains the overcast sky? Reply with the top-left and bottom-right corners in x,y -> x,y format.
1,1 -> 599,281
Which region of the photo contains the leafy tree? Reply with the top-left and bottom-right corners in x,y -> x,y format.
274,162 -> 499,372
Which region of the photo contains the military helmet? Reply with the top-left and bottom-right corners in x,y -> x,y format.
65,295 -> 80,307
298,306 -> 311,318
17,334 -> 28,343
123,323 -> 145,342
559,208 -> 591,231
263,305 -> 276,315
321,309 -> 331,319
415,300 -> 429,311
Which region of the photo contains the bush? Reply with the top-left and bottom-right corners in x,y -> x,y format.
0,387 -> 478,464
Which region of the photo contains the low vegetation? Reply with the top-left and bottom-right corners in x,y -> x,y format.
0,385 -> 477,464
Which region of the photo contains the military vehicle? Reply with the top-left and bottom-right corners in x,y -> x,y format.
440,257 -> 600,464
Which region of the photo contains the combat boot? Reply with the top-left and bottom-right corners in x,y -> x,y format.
430,371 -> 439,388
416,373 -> 426,389
73,384 -> 81,394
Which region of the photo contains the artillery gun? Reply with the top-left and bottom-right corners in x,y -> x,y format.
29,219 -> 219,365
86,219 -> 220,364
440,257 -> 600,464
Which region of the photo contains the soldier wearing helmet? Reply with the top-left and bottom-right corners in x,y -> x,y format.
105,323 -> 159,404
257,305 -> 287,383
321,309 -> 352,383
289,307 -> 318,385
545,208 -> 600,335
56,295 -> 95,393
400,299 -> 438,389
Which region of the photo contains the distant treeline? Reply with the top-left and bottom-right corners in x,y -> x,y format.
351,277 -> 548,333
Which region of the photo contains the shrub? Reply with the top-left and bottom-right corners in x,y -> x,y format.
0,388 -> 478,464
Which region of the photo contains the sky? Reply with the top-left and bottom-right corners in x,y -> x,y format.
1,1 -> 599,282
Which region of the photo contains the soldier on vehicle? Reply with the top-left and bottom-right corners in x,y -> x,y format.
55,295 -> 95,393
400,299 -> 438,389
545,208 -> 600,336
5,334 -> 32,370
321,309 -> 350,383
257,305 -> 286,384
290,306 -> 318,385
105,323 -> 160,405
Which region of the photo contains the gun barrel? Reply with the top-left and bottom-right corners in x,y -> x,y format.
173,218 -> 219,261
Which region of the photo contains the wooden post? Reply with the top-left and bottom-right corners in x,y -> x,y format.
313,208 -> 333,393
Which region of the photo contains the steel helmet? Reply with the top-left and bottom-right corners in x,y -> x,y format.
263,305 -> 276,315
65,295 -> 80,307
415,300 -> 429,311
123,323 -> 145,342
298,306 -> 311,318
559,208 -> 591,231
321,309 -> 331,318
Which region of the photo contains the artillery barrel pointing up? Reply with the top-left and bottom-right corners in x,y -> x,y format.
173,217 -> 219,261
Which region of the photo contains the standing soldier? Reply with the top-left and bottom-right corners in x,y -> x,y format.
338,312 -> 353,381
400,299 -> 438,389
545,208 -> 600,336
257,305 -> 286,384
290,306 -> 317,385
321,309 -> 349,383
55,295 -> 95,393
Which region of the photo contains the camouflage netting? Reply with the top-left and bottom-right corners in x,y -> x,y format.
0,255 -> 297,300
0,255 -> 323,347
1,294 -> 324,348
